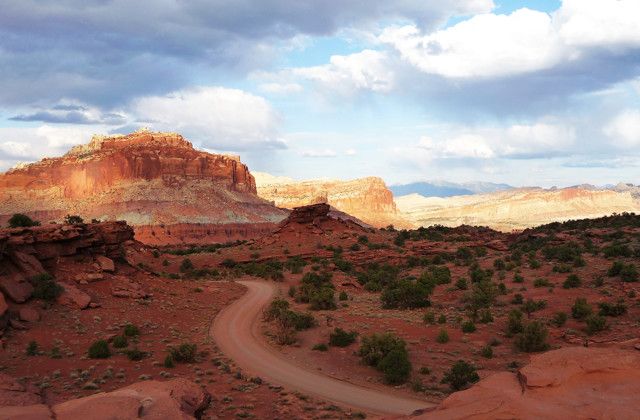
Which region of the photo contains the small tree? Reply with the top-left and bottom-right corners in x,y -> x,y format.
441,360 -> 479,391
64,214 -> 84,225
88,340 -> 111,359
329,328 -> 358,347
515,321 -> 549,353
571,298 -> 592,320
8,213 -> 40,228
378,348 -> 411,384
563,274 -> 581,289
169,343 -> 197,363
180,258 -> 194,273
585,315 -> 607,335
29,274 -> 63,302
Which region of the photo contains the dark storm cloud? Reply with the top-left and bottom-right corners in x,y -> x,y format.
0,0 -> 489,108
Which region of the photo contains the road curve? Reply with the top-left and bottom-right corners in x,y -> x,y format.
211,280 -> 431,416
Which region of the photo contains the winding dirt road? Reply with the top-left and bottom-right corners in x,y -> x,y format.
211,280 -> 431,416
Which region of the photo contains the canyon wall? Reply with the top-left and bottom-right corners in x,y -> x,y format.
0,131 -> 288,244
254,172 -> 408,228
397,187 -> 640,231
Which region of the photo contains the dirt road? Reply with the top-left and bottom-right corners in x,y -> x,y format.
211,280 -> 431,416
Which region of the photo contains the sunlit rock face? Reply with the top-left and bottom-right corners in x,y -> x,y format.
254,172 -> 409,228
0,131 -> 288,244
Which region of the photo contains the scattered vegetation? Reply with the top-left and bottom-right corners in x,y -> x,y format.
8,213 -> 40,228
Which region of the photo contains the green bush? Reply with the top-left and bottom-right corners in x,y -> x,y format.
169,343 -> 197,363
571,298 -> 592,319
112,335 -> 128,348
620,264 -> 638,282
64,214 -> 84,225
180,258 -> 194,272
88,340 -> 111,359
357,264 -> 399,291
585,315 -> 607,335
163,354 -> 175,368
339,291 -> 348,301
8,213 -> 40,228
312,343 -> 328,351
329,328 -> 358,347
551,311 -> 568,327
563,274 -> 581,289
378,348 -> 412,385
29,273 -> 63,302
493,259 -> 506,270
515,321 -> 549,352
423,311 -> 435,324
455,278 -> 468,290
298,272 -> 336,310
522,299 -> 547,317
26,341 -> 39,356
437,328 -> 449,343
513,274 -> 524,283
598,301 -> 627,317
358,333 -> 411,384
480,345 -> 493,359
125,348 -> 146,361
506,309 -> 524,336
381,279 -> 431,309
437,314 -> 447,324
511,293 -> 524,305
479,309 -> 493,323
441,360 -> 479,391
603,244 -> 632,258
461,321 -> 476,333
124,323 -> 140,337
533,278 -> 551,288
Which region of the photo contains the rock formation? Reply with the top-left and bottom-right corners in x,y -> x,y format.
254,172 -> 408,228
419,346 -> 640,419
396,187 -> 640,232
0,130 -> 288,245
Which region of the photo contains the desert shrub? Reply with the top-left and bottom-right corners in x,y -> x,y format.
437,314 -> 447,324
88,340 -> 111,359
542,243 -> 581,262
563,274 -> 581,289
420,265 -> 452,287
493,259 -> 506,270
608,261 -> 624,276
522,299 -> 547,317
394,230 -> 410,247
529,258 -> 542,269
551,311 -> 568,327
480,345 -> 493,359
358,333 -> 411,385
478,309 -> 493,323
357,235 -> 369,244
169,343 -> 197,363
312,343 -> 328,351
469,264 -> 493,283
112,335 -> 128,348
506,309 -> 524,336
125,348 -> 147,361
297,272 -> 336,310
357,264 -> 399,291
26,341 -> 39,356
620,264 -> 638,282
456,246 -> 474,263
163,354 -> 175,368
598,301 -> 627,317
511,293 -> 524,305
162,259 -> 170,266
29,273 -> 63,302
64,214 -> 84,225
423,311 -> 436,324
381,279 -> 431,309
585,315 -> 607,335
180,258 -> 194,272
461,320 -> 476,333
284,256 -> 306,274
349,243 -> 361,251
124,323 -> 140,337
327,328 -> 356,348
455,278 -> 468,290
553,264 -> 572,273
437,328 -> 450,343
571,298 -> 592,320
533,278 -> 551,288
221,258 -> 237,268
513,274 -> 524,284
441,360 -> 479,391
339,291 -> 348,301
8,213 -> 40,228
467,280 -> 498,310
515,321 -> 549,352
603,244 -> 632,258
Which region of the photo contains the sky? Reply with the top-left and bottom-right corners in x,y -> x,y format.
0,0 -> 639,188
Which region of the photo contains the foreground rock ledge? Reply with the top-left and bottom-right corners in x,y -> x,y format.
418,346 -> 640,419
0,378 -> 210,420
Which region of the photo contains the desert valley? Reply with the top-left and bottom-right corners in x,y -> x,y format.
0,131 -> 639,419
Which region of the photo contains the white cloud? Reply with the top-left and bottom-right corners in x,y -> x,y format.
604,109 -> 640,148
379,1 -> 640,79
0,141 -> 32,158
258,82 -> 303,94
557,0 -> 640,48
419,134 -> 495,158
345,148 -> 357,156
300,149 -> 337,158
292,50 -> 395,95
380,9 -> 563,78
132,86 -> 284,151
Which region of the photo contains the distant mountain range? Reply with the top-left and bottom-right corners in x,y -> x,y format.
389,181 -> 512,197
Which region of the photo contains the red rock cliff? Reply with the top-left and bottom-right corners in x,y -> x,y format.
0,131 -> 288,243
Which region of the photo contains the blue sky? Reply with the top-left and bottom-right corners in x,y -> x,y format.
0,0 -> 639,187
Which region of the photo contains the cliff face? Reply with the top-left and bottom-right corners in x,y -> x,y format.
396,187 -> 640,231
0,131 -> 288,243
254,173 -> 408,228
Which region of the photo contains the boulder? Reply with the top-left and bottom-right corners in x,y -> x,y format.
52,378 -> 210,419
9,252 -> 47,278
19,307 -> 40,323
419,347 -> 640,419
95,256 -> 115,273
111,277 -> 150,299
74,273 -> 104,284
0,274 -> 33,303
56,283 -> 91,309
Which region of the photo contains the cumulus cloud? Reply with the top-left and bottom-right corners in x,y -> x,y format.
10,102 -> 127,125
132,86 -> 284,151
604,109 -> 640,148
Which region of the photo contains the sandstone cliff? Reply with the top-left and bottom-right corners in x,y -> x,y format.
0,131 -> 288,244
396,187 -> 640,232
254,172 -> 408,228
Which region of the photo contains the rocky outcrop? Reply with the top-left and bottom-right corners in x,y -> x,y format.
0,221 -> 133,304
0,377 -> 209,420
397,187 -> 640,232
419,347 -> 640,419
0,130 -> 288,244
254,172 -> 408,228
